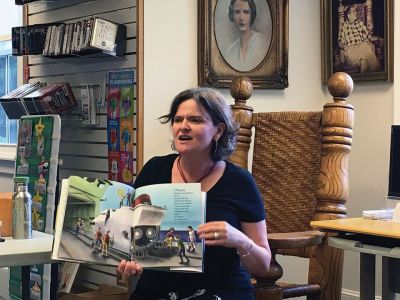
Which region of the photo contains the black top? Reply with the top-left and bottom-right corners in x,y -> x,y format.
131,154 -> 265,300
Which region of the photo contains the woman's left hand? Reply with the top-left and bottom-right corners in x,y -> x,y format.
197,221 -> 244,249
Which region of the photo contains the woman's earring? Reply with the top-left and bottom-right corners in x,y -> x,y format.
171,142 -> 176,151
213,139 -> 218,158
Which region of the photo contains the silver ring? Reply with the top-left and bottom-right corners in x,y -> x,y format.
213,231 -> 219,240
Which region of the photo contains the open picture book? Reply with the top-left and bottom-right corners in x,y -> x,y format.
52,176 -> 205,272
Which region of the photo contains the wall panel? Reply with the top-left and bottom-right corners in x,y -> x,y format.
26,0 -> 137,181
24,0 -> 137,294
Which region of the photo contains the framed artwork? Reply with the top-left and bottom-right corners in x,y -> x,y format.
198,0 -> 288,89
321,0 -> 393,83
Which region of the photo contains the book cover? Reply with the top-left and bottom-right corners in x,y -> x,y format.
106,69 -> 134,185
53,177 -> 205,272
23,83 -> 77,115
57,262 -> 80,293
90,18 -> 118,53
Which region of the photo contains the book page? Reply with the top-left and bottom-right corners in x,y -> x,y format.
131,183 -> 204,272
53,176 -> 134,266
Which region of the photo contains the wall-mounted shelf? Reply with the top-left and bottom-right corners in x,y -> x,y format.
44,17 -> 126,58
12,18 -> 126,58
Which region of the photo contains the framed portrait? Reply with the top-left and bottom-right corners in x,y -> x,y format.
321,0 -> 393,83
198,0 -> 288,89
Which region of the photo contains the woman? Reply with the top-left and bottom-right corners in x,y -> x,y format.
225,0 -> 269,72
118,87 -> 271,299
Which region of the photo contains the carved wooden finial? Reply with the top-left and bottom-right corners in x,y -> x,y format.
230,76 -> 253,103
327,72 -> 353,99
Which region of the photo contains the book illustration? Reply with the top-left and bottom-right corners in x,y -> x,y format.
53,177 -> 134,266
57,262 -> 80,293
107,120 -> 120,151
119,152 -> 133,184
120,86 -> 134,119
29,265 -> 42,300
120,126 -> 132,153
108,151 -> 120,181
53,179 -> 205,271
107,87 -> 120,119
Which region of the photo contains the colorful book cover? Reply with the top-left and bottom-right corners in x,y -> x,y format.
106,88 -> 120,119
120,86 -> 134,119
107,119 -> 120,152
11,115 -> 61,300
53,178 -> 205,272
119,151 -> 133,185
106,68 -> 135,185
108,151 -> 120,182
119,120 -> 133,153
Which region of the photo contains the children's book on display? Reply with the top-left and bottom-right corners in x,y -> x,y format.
52,177 -> 206,272
10,114 -> 61,300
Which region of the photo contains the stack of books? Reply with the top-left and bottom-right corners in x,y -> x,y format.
0,83 -> 77,119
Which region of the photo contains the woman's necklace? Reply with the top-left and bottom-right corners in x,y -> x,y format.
177,156 -> 216,183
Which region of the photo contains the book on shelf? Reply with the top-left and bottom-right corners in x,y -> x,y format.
52,176 -> 205,272
12,24 -> 55,56
23,83 -> 77,115
90,18 -> 118,53
42,17 -> 125,58
80,84 -> 98,125
0,82 -> 77,119
0,82 -> 47,119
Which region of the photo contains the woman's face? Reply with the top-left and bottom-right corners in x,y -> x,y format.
232,0 -> 252,33
347,7 -> 357,23
172,99 -> 224,158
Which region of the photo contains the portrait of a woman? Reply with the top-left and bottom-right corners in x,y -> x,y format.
214,0 -> 272,72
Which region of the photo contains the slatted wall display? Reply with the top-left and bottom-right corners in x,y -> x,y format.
23,0 -> 138,296
26,0 -> 137,180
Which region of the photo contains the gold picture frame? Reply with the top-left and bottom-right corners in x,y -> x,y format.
198,0 -> 288,89
321,0 -> 393,83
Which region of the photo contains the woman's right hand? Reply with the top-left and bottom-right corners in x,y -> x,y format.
116,259 -> 143,286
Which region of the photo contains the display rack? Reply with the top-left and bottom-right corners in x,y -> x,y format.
12,18 -> 127,59
46,18 -> 126,58
0,82 -> 77,120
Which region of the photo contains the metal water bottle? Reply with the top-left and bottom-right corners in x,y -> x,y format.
12,176 -> 32,239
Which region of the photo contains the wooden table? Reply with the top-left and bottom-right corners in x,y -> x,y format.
0,230 -> 53,300
311,218 -> 400,300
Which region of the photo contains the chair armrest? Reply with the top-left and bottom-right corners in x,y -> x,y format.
268,230 -> 325,249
